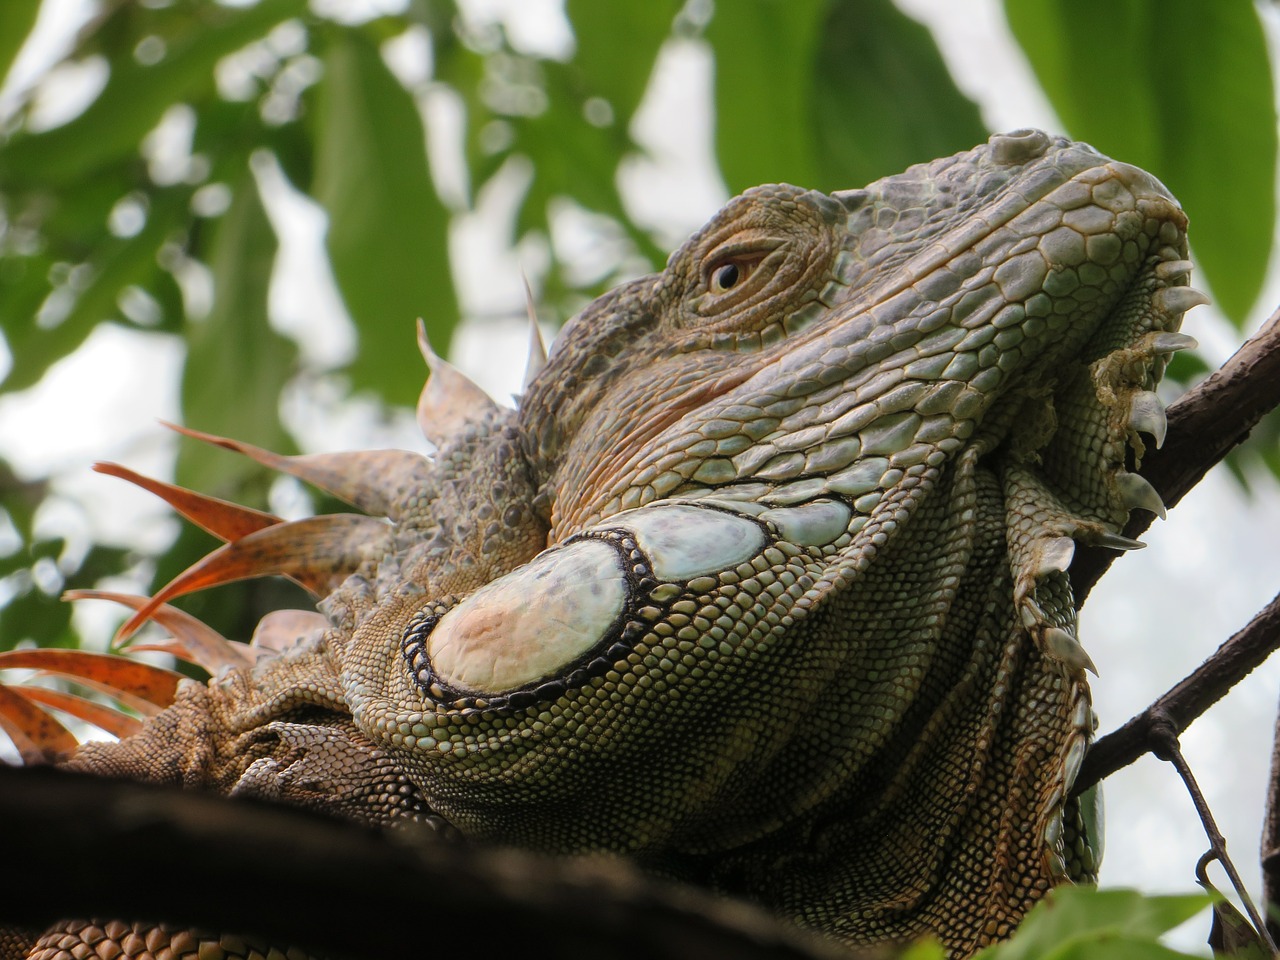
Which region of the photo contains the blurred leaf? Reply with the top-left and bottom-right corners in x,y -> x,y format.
29,165 -> 136,245
1207,895 -> 1272,958
0,458 -> 132,653
977,887 -> 1210,960
177,169 -> 295,496
707,0 -> 825,190
515,69 -> 667,272
0,458 -> 45,537
263,112 -> 315,198
310,28 -> 454,405
527,0 -> 679,275
438,4 -> 673,306
145,261 -> 187,335
0,0 -> 41,91
161,161 -> 307,641
431,33 -> 489,191
10,541 -> 134,651
565,0 -> 676,122
0,251 -> 57,343
1,189 -> 187,394
709,0 -> 986,193
1004,0 -> 1276,326
190,96 -> 259,155
0,0 -> 308,186
898,940 -> 947,960
0,188 -> 187,394
516,97 -> 626,221
0,570 -> 73,653
811,0 -> 987,188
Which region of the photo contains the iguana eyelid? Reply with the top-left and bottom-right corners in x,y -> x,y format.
700,241 -> 788,305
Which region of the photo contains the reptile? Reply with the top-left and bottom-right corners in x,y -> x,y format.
0,129 -> 1205,958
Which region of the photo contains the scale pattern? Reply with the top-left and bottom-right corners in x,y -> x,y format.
1,131 -> 1204,958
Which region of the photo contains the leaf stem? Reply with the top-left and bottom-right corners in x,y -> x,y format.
1154,725 -> 1278,956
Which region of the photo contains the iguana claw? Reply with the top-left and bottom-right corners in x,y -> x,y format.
1116,471 -> 1167,520
1128,390 -> 1168,449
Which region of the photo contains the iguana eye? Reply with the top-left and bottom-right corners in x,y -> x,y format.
711,262 -> 741,292
706,254 -> 764,296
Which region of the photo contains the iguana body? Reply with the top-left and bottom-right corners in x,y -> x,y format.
1,130 -> 1201,958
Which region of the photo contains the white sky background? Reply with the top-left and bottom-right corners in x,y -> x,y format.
1,0 -> 1279,948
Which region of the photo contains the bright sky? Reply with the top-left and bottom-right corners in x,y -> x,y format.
1,2 -> 1279,948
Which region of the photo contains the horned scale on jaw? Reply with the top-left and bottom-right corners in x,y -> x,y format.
1,130 -> 1205,959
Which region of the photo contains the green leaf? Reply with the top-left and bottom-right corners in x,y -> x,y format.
0,252 -> 58,356
310,29 -> 455,406
0,0 -> 308,185
0,570 -> 74,652
177,168 -> 296,497
1003,0 -> 1276,326
0,456 -> 130,652
431,34 -> 489,191
707,0 -> 825,191
898,940 -> 947,960
513,68 -> 667,271
566,0 -> 677,123
977,887 -> 1211,960
810,0 -> 988,189
708,0 -> 987,194
0,0 -> 41,91
0,188 -> 188,395
1207,895 -> 1273,959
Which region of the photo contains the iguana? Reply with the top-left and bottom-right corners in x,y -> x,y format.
0,129 -> 1205,958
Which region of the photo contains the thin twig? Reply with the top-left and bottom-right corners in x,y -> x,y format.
1072,589 -> 1280,795
1148,724 -> 1279,955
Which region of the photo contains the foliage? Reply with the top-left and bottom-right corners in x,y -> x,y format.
975,887 -> 1213,960
893,887 -> 1216,960
1005,0 -> 1276,327
884,887 -> 1217,959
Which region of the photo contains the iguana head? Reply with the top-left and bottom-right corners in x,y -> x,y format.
516,129 -> 1188,538
341,129 -> 1195,929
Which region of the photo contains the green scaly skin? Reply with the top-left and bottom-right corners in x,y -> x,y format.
15,130 -> 1198,959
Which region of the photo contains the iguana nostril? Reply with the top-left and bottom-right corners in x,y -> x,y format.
991,128 -> 1051,164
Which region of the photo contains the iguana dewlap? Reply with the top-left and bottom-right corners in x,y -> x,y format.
1,130 -> 1203,959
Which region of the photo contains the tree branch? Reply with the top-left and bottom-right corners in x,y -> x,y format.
1072,589 -> 1280,796
0,766 -> 854,960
